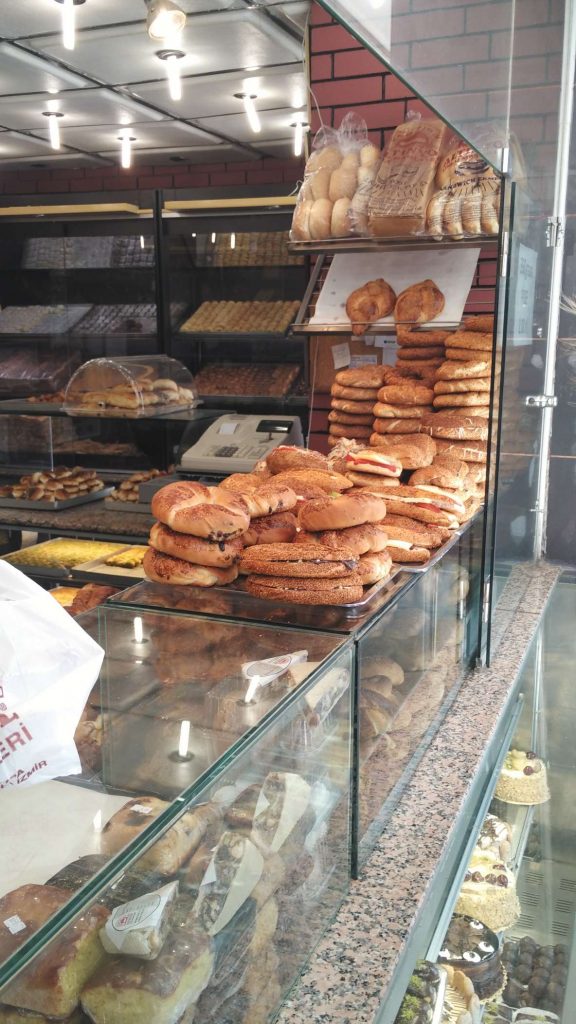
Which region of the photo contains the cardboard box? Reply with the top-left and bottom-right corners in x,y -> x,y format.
309,334 -> 397,392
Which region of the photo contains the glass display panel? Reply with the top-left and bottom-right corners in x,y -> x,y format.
0,605 -> 351,1015
356,533 -> 476,870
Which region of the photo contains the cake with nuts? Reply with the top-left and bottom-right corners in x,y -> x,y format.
455,850 -> 520,931
494,749 -> 550,805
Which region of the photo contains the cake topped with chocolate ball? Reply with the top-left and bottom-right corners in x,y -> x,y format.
455,850 -> 520,931
438,914 -> 504,1000
495,749 -> 550,805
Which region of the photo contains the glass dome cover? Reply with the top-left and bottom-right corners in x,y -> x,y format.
64,356 -> 197,418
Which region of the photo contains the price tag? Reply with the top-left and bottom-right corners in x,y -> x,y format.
350,354 -> 378,367
331,342 -> 351,369
131,804 -> 153,815
4,915 -> 26,935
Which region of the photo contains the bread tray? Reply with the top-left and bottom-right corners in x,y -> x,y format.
104,498 -> 151,514
209,568 -> 402,617
70,551 -> 147,587
0,486 -> 113,510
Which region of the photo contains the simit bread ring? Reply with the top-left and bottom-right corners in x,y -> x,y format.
377,384 -> 435,406
143,548 -> 239,586
152,481 -> 250,540
298,490 -> 386,531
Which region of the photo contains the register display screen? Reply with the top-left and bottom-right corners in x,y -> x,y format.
256,420 -> 292,433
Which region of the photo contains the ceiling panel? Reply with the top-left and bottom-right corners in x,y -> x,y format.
0,0 -> 242,39
133,65 -> 307,120
33,120 -> 223,153
27,10 -> 303,86
195,107 -> 297,145
0,42 -> 90,96
0,88 -> 168,132
0,130 -> 72,160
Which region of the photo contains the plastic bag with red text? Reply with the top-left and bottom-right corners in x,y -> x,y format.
0,561 -> 104,789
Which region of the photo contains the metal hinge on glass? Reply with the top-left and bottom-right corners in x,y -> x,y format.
546,217 -> 564,248
241,651 -> 309,704
483,579 -> 491,625
524,395 -> 558,409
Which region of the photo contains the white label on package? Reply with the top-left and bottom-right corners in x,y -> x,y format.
331,342 -> 351,369
219,421 -> 238,435
350,354 -> 378,367
131,804 -> 153,815
201,860 -> 218,887
4,915 -> 26,935
101,881 -> 178,959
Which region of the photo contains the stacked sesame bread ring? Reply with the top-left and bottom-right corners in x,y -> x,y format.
329,365 -> 389,445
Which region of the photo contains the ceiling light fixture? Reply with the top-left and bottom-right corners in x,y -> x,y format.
157,49 -> 185,102
53,0 -> 86,52
145,0 -> 186,43
291,115 -> 309,158
235,93 -> 260,134
118,130 -> 136,169
43,110 -> 64,150
230,233 -> 236,250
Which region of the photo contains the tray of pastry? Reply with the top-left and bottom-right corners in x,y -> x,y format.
178,299 -> 300,335
3,539 -> 128,577
0,468 -> 113,509
70,545 -> 149,585
193,362 -> 301,398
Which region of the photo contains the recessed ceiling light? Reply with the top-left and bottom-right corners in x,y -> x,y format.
53,0 -> 87,52
43,110 -> 64,150
145,0 -> 186,43
118,130 -> 136,169
157,49 -> 185,102
234,92 -> 260,134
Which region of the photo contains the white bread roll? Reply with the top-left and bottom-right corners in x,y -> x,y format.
310,166 -> 331,201
309,198 -> 333,240
341,152 -> 360,170
360,142 -> 381,168
291,199 -> 312,241
306,145 -> 342,174
329,165 -> 358,202
331,197 -> 353,237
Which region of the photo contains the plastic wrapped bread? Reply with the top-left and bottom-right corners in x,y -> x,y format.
291,114 -> 382,240
251,772 -> 312,853
194,832 -> 264,936
368,117 -> 450,236
426,138 -> 501,238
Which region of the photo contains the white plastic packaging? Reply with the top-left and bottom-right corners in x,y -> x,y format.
0,561 -> 104,789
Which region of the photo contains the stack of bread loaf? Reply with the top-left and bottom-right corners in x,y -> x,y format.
144,478 -> 298,587
291,134 -> 382,242
433,314 -> 496,419
234,445 -> 393,604
329,364 -> 388,446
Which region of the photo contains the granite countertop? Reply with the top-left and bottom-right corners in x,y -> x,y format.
0,503 -> 152,541
278,561 -> 561,1024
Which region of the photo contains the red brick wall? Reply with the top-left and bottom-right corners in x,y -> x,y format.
0,158 -> 303,196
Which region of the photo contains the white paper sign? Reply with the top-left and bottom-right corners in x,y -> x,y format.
331,342 -> 351,369
350,354 -> 378,367
510,243 -> 537,346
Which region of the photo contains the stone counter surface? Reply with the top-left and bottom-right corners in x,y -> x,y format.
278,561 -> 561,1024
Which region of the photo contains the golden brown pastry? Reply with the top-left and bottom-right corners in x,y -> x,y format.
345,278 -> 396,335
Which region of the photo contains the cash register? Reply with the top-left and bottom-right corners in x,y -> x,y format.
178,413 -> 304,475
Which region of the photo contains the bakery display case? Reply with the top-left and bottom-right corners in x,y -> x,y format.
364,574 -> 576,1024
64,356 -> 197,419
162,207 -> 310,418
0,607 -> 353,1024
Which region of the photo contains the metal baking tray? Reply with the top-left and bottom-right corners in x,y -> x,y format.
104,498 -> 151,514
205,568 -> 402,617
0,399 -> 65,414
0,487 -> 113,510
70,551 -> 148,587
